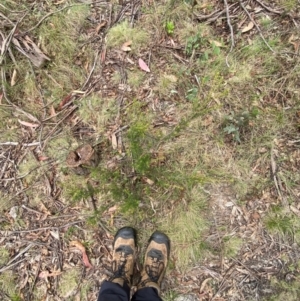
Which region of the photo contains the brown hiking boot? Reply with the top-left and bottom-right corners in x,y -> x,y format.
137,231 -> 170,294
109,227 -> 137,287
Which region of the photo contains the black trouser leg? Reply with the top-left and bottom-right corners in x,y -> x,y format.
131,287 -> 163,301
97,281 -> 130,301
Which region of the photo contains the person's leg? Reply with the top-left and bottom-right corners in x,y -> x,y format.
97,227 -> 137,301
133,231 -> 170,301
131,287 -> 162,301
97,280 -> 130,301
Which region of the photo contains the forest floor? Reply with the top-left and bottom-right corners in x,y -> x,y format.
1,0 -> 300,300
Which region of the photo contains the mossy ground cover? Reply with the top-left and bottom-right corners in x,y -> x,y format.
1,0 -> 300,300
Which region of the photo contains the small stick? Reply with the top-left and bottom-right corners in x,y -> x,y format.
0,220 -> 83,234
254,0 -> 282,14
113,125 -> 129,135
224,0 -> 235,67
81,50 -> 100,90
0,142 -> 40,146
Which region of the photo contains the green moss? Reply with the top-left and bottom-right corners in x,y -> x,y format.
0,247 -> 9,266
46,129 -> 78,160
58,268 -> 80,298
18,152 -> 41,186
0,271 -> 18,298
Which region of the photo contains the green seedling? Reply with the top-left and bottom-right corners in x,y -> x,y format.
165,21 -> 175,35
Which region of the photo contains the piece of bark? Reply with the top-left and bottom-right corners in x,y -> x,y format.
66,144 -> 99,175
12,35 -> 50,68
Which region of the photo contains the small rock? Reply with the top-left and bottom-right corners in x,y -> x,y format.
9,206 -> 19,219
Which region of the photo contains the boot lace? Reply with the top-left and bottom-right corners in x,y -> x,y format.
110,246 -> 133,284
139,257 -> 164,287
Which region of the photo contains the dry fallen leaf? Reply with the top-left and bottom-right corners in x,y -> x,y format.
290,205 -> 300,217
95,21 -> 107,34
108,205 -> 119,213
58,94 -> 72,110
18,119 -> 39,128
126,57 -> 134,64
39,270 -> 62,279
138,58 -> 150,72
145,178 -> 154,185
242,21 -> 254,33
210,40 -> 223,47
50,230 -> 59,240
11,69 -> 17,86
49,105 -> 56,118
111,133 -> 118,149
70,240 -> 93,268
121,40 -> 132,52
38,156 -> 49,161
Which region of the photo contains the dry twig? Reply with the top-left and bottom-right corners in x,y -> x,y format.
270,148 -> 289,210
254,0 -> 282,14
224,0 -> 235,67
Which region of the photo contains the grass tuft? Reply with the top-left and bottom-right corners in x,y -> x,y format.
77,95 -> 118,133
106,20 -> 149,54
163,190 -> 210,268
0,246 -> 9,266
